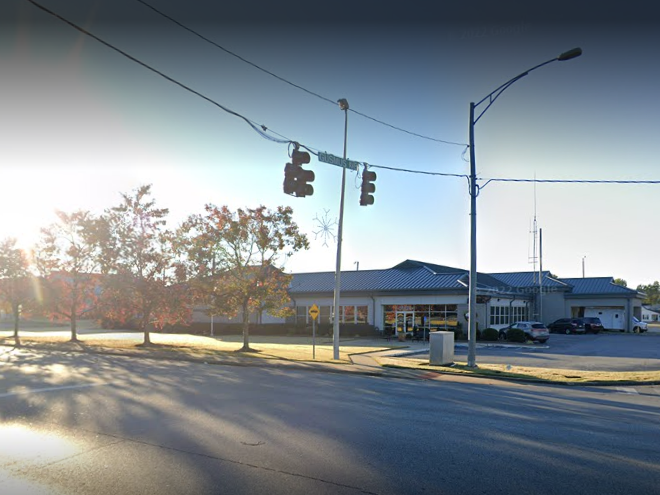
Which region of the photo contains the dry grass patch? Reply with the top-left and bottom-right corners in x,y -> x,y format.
0,331 -> 390,364
379,356 -> 660,384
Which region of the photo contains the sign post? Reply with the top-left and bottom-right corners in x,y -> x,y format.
309,304 -> 320,359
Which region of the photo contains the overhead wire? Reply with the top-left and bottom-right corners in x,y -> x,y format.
22,0 -> 660,188
24,0 -> 295,147
134,0 -> 467,147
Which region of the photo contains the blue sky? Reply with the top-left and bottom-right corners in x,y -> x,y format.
2,0 -> 659,289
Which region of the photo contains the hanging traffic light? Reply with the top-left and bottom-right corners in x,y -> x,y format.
283,162 -> 299,195
296,167 -> 314,197
292,149 -> 313,197
283,148 -> 314,197
360,166 -> 376,206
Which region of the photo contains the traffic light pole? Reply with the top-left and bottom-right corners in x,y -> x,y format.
332,99 -> 349,360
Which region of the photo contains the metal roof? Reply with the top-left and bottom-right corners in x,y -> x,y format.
288,260 -> 642,298
559,277 -> 639,296
289,260 -> 518,295
489,271 -> 568,289
289,267 -> 467,294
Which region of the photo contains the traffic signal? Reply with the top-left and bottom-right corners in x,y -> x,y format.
360,167 -> 376,206
283,162 -> 299,195
283,149 -> 314,198
292,149 -> 313,197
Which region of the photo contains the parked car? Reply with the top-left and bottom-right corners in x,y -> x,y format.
499,321 -> 549,343
631,317 -> 648,333
547,317 -> 603,334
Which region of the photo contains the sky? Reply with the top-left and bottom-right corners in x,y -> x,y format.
1,0 -> 659,289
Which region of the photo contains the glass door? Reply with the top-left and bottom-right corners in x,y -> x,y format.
396,311 -> 414,339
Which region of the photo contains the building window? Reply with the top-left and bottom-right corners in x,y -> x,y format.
490,305 -> 527,326
356,306 -> 368,324
294,305 -> 368,325
382,304 -> 458,335
296,306 -> 308,326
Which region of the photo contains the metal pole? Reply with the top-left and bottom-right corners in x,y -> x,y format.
312,317 -> 316,360
467,102 -> 478,368
539,227 -> 543,323
210,252 -> 216,337
332,100 -> 349,360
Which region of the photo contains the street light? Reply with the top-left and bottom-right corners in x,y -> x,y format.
466,48 -> 582,368
332,98 -> 349,360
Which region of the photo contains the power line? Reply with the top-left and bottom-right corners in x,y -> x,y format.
134,0 -> 467,147
20,1 -> 660,188
25,0 -> 294,147
482,177 -> 660,186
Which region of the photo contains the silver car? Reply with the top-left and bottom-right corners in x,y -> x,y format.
632,317 -> 648,333
500,321 -> 550,343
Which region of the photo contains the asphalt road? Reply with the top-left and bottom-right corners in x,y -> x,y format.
1,347 -> 660,495
449,333 -> 660,371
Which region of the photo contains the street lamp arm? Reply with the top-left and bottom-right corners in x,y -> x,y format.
473,58 -> 556,124
472,47 -> 581,125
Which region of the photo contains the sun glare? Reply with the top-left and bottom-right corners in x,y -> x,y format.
0,423 -> 79,461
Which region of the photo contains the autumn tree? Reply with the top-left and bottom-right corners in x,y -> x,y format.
0,238 -> 33,345
181,205 -> 308,351
99,185 -> 191,345
34,210 -> 103,342
637,281 -> 660,306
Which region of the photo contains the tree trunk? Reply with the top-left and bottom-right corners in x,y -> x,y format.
141,311 -> 152,346
239,302 -> 251,351
70,303 -> 79,343
69,280 -> 79,342
12,303 -> 20,346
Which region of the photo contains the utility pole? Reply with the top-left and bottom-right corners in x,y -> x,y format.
332,98 -> 349,360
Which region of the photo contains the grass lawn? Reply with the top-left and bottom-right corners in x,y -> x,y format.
3,319 -> 660,384
377,355 -> 660,384
0,319 -> 395,363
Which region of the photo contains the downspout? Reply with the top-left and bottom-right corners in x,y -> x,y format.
290,296 -> 297,327
370,295 -> 377,333
509,294 -> 516,326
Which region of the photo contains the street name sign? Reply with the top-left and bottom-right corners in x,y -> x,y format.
318,151 -> 359,171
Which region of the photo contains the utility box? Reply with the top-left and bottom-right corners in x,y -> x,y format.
429,331 -> 454,366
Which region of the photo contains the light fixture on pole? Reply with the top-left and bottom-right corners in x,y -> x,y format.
332,98 -> 349,360
467,48 -> 582,368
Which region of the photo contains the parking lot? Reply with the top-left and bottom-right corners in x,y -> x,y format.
449,332 -> 660,371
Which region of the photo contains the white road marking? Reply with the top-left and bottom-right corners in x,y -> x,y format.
616,387 -> 639,395
0,382 -> 110,399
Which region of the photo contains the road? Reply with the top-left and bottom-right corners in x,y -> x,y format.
1,347 -> 660,494
451,333 -> 660,371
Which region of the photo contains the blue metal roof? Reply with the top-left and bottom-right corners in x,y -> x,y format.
490,271 -> 568,289
288,260 -> 642,298
559,277 -> 639,296
289,267 -> 467,294
289,260 -> 516,295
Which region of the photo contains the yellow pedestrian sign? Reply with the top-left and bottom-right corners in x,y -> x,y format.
309,304 -> 320,321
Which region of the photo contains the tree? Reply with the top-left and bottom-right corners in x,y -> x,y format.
0,238 -> 33,345
613,278 -> 627,287
637,281 -> 660,306
34,210 -> 103,342
99,185 -> 191,345
181,205 -> 309,351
